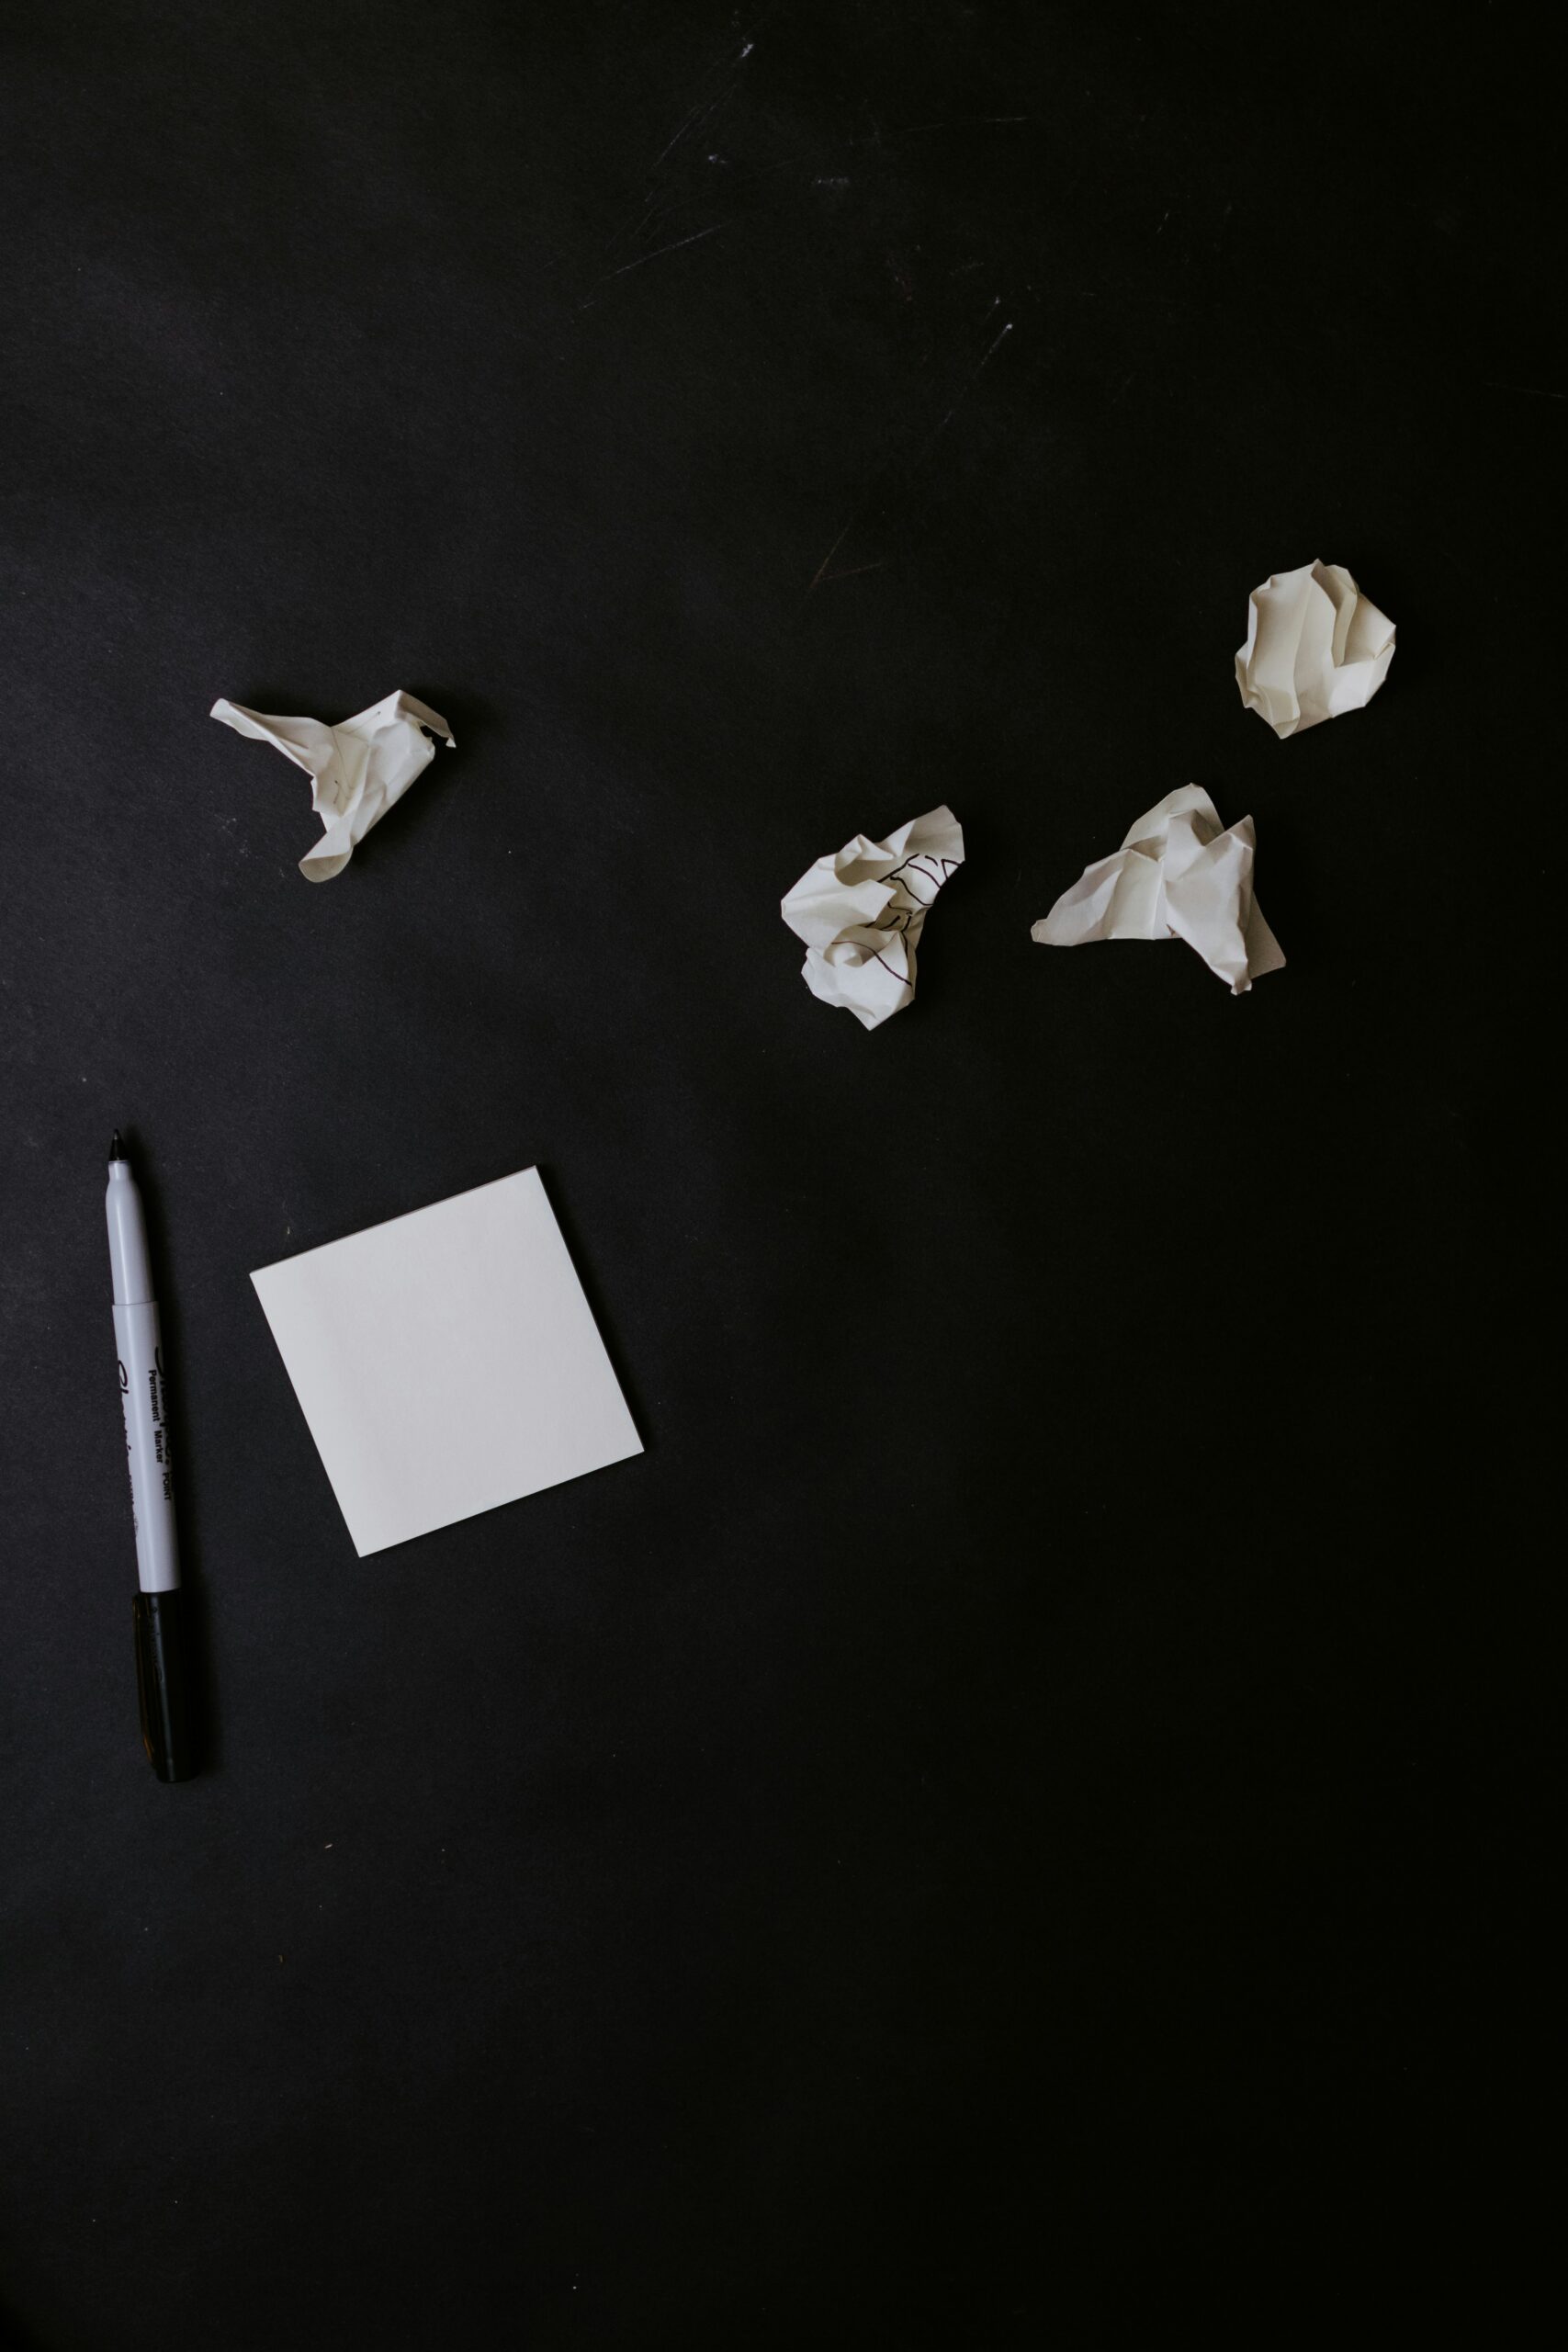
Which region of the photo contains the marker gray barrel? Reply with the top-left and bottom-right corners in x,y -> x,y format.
107,1158 -> 179,1593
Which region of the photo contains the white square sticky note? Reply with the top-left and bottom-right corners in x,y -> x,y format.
251,1169 -> 642,1555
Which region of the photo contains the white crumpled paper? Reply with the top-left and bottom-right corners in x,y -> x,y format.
1235,561 -> 1394,739
782,806 -> 964,1029
210,691 -> 455,880
1032,785 -> 1283,994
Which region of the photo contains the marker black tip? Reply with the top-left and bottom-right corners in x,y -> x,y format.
110,1130 -> 125,1162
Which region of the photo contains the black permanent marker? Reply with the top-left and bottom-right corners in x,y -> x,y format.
107,1134 -> 195,1780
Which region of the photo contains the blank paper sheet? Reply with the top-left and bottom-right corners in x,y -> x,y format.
251,1168 -> 642,1555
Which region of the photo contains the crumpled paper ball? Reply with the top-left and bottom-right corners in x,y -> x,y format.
781,806 -> 964,1030
1235,561 -> 1394,739
1032,784 -> 1284,995
211,690 -> 454,879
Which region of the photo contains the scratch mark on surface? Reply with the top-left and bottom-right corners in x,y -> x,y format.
600,222 -> 726,278
922,316 -> 1013,452
807,520 -> 856,595
592,26 -> 765,287
646,39 -> 756,174
607,191 -> 664,255
1482,379 -> 1564,400
804,307 -> 1018,598
649,80 -> 741,175
650,99 -> 714,175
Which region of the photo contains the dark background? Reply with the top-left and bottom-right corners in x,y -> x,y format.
0,3 -> 1545,2343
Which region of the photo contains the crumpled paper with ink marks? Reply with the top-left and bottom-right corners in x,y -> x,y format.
1235,561 -> 1394,739
210,691 -> 455,880
782,806 -> 964,1029
1032,785 -> 1284,994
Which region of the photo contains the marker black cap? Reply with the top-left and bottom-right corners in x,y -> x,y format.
132,1589 -> 195,1782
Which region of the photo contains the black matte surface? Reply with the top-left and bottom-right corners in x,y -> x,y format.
1,4 -> 1543,2343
